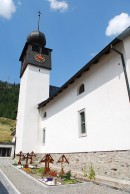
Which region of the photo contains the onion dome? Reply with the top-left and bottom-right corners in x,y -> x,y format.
27,31 -> 46,47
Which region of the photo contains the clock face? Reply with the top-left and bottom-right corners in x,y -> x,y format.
35,54 -> 45,63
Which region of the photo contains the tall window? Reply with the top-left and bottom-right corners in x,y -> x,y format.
78,84 -> 85,95
43,112 -> 47,118
79,109 -> 86,137
43,129 -> 46,144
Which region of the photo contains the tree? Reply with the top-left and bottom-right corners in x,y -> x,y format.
0,80 -> 19,119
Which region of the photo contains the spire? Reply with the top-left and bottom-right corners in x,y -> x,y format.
37,11 -> 41,31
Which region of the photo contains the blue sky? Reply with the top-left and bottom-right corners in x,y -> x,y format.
0,0 -> 130,86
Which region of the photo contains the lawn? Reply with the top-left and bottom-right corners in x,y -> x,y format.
0,117 -> 15,142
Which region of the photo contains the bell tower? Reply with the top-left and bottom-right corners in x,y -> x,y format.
20,30 -> 52,78
16,16 -> 52,153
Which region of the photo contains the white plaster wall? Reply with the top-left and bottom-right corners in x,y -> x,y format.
16,64 -> 50,153
39,43 -> 130,153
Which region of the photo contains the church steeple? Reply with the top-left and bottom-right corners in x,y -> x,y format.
16,15 -> 52,153
19,14 -> 52,78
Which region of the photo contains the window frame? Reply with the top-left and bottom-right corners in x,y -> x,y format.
78,84 -> 85,95
78,109 -> 87,137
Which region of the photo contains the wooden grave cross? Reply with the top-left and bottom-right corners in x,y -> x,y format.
56,154 -> 69,176
40,154 -> 54,174
29,151 -> 36,164
17,151 -> 24,165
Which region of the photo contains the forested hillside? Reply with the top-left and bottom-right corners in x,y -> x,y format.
0,80 -> 19,119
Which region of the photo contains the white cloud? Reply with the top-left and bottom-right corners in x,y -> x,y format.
105,13 -> 130,37
0,0 -> 16,19
48,0 -> 68,12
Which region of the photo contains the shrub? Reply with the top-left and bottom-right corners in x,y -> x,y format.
82,164 -> 96,180
88,164 -> 95,180
62,171 -> 71,180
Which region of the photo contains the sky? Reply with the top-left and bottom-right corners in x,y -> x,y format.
0,0 -> 130,87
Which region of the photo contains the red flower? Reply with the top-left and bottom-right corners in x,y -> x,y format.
47,171 -> 57,177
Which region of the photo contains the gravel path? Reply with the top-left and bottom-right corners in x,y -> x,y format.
0,158 -> 130,194
0,159 -> 47,194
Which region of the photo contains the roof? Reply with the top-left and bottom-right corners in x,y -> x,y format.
38,26 -> 130,109
0,142 -> 15,145
49,85 -> 59,98
27,31 -> 46,47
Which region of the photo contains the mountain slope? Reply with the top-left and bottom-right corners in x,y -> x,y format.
0,80 -> 19,119
0,117 -> 15,142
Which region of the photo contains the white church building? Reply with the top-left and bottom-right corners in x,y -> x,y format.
15,26 -> 130,179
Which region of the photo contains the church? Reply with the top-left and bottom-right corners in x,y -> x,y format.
15,26 -> 130,179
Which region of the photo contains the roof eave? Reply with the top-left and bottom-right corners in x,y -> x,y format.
38,26 -> 130,109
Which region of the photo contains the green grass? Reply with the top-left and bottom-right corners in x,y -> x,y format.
32,167 -> 45,175
63,179 -> 78,184
0,117 -> 15,142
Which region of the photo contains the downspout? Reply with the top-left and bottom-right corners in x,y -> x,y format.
13,136 -> 16,159
111,45 -> 130,102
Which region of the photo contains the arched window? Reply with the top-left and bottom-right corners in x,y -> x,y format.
78,84 -> 85,95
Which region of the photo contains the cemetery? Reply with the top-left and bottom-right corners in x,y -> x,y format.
14,152 -> 88,186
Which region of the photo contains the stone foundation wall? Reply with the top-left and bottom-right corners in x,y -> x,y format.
15,150 -> 130,181
49,151 -> 130,181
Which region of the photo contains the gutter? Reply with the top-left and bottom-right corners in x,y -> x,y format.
13,136 -> 16,159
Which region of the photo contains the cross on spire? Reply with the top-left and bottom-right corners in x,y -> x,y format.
38,11 -> 41,31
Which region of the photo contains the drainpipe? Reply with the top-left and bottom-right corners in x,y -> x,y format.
13,136 -> 16,159
111,45 -> 130,102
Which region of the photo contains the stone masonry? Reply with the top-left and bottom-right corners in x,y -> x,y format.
49,151 -> 130,181
15,150 -> 130,181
